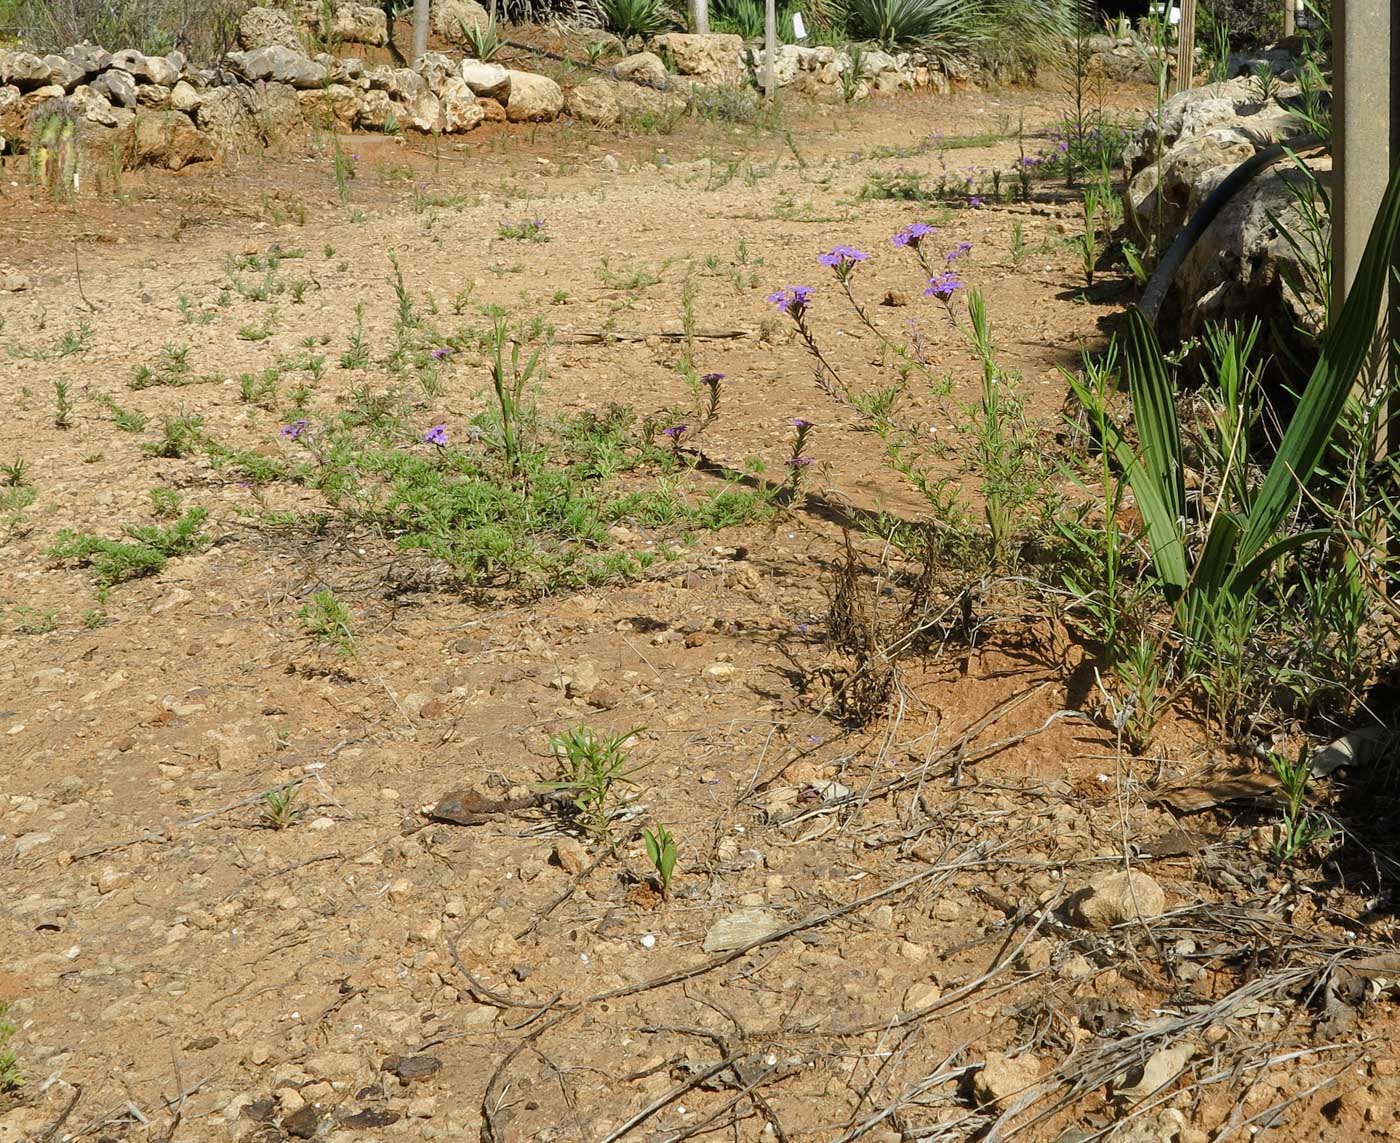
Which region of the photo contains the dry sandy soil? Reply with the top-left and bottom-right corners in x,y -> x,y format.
1,76 -> 1398,1143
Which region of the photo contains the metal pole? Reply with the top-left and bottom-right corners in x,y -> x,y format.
763,0 -> 776,99
1332,0 -> 1392,308
1283,0 -> 1295,37
692,0 -> 709,34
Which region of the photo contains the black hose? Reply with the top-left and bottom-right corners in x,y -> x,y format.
1138,131 -> 1325,326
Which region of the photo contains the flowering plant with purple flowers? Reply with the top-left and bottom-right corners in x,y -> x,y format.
817,245 -> 870,283
424,423 -> 449,447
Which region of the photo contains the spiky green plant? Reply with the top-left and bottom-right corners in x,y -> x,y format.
1093,159 -> 1400,663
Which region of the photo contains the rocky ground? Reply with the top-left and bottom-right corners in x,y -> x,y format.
2,77 -> 1398,1143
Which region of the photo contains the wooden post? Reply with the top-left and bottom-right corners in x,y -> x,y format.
411,0 -> 430,62
1173,0 -> 1196,95
763,0 -> 777,98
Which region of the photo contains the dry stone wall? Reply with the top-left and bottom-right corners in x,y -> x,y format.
1,2 -> 976,174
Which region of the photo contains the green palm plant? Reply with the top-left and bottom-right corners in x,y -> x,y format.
846,0 -> 981,53
1087,159 -> 1400,662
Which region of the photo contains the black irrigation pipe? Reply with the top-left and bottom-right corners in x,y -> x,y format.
1139,130 -> 1326,326
498,36 -> 676,92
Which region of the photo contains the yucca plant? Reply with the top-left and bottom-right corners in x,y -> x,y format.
599,0 -> 673,38
1087,159 -> 1400,665
846,0 -> 981,54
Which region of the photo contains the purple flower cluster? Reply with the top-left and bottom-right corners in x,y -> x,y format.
785,455 -> 815,468
767,285 -> 813,317
946,241 -> 973,264
818,245 -> 870,271
423,423 -> 449,446
924,272 -> 963,300
968,195 -> 984,209
791,417 -> 813,429
430,346 -> 454,361
702,372 -> 725,384
280,419 -> 309,441
660,424 -> 687,439
892,221 -> 936,248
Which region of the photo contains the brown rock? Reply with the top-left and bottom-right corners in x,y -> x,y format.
973,1051 -> 1040,1110
1072,869 -> 1166,931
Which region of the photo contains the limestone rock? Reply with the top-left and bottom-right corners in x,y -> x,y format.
459,60 -> 510,101
129,110 -> 213,168
567,77 -> 618,126
329,1 -> 388,45
652,33 -> 743,84
505,70 -> 562,122
433,0 -> 491,40
357,88 -> 405,131
226,46 -> 328,89
414,50 -> 457,94
169,79 -> 202,113
63,42 -> 112,78
196,84 -> 263,150
1072,869 -> 1166,931
404,88 -> 441,132
68,85 -> 119,126
257,81 -> 304,138
41,55 -> 85,90
439,77 -> 483,132
702,908 -> 781,953
973,1051 -> 1040,1110
476,96 -> 506,122
298,82 -> 361,129
239,5 -> 306,51
0,49 -> 51,90
91,69 -> 137,108
613,51 -> 667,87
1113,1045 -> 1195,1105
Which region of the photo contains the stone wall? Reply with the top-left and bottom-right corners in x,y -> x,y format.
0,5 -> 970,173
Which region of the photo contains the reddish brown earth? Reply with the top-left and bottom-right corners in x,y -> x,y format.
2,78 -> 1397,1143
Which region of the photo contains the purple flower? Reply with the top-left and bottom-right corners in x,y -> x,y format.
924,272 -> 963,300
946,241 -> 973,264
280,419 -> 309,440
1057,140 -> 1069,153
430,346 -> 454,360
893,221 -> 936,248
786,455 -> 815,467
818,245 -> 870,270
767,285 -> 813,316
702,372 -> 725,384
423,423 -> 449,446
791,417 -> 813,429
968,195 -> 984,209
661,424 -> 687,439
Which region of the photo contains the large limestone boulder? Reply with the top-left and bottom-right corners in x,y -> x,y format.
226,46 -> 328,89
505,70 -> 562,122
613,51 -> 667,87
110,49 -> 181,86
366,64 -> 427,102
257,80 -> 305,139
298,82 -> 361,129
414,51 -> 457,94
440,76 -> 484,132
433,0 -> 490,39
169,79 -> 202,113
63,43 -> 112,78
0,50 -> 51,91
567,77 -> 619,126
91,69 -> 138,108
460,60 -> 510,101
196,84 -> 263,150
1173,156 -> 1331,340
130,109 -> 215,169
329,1 -> 388,45
42,55 -> 86,91
68,84 -> 120,126
653,33 -> 743,84
357,88 -> 407,130
238,5 -> 305,51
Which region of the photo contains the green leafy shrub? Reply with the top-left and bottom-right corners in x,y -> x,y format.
599,0 -> 673,38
